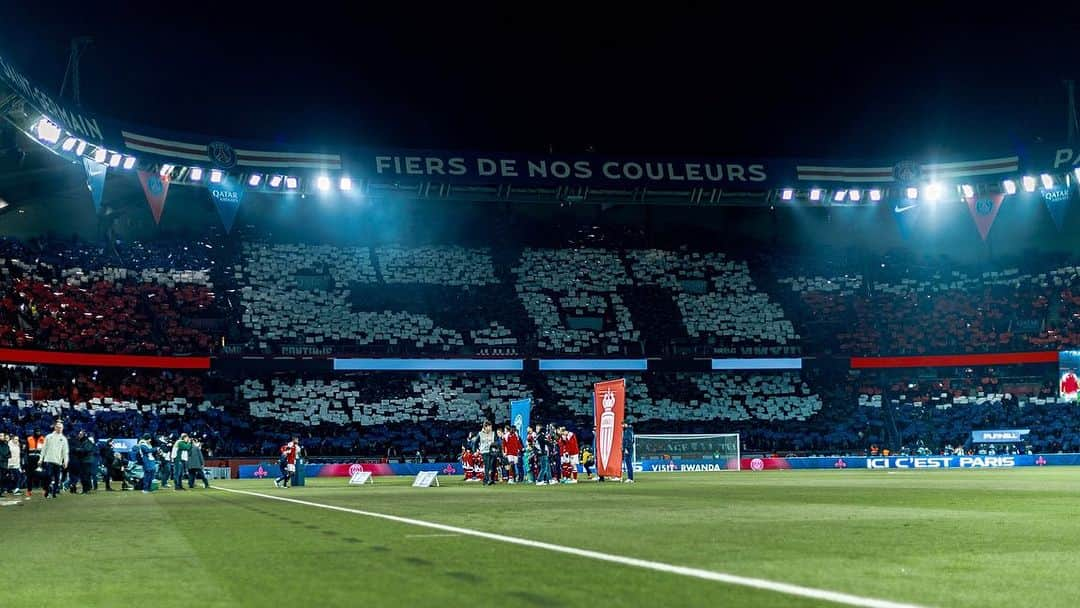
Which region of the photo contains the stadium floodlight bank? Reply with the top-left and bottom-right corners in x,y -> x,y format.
634,433 -> 740,472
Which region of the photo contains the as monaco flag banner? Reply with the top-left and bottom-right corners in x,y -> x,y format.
964,193 -> 1005,241
593,378 -> 626,478
136,170 -> 171,224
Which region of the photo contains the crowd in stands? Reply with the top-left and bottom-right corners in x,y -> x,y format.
0,238 -> 221,355
779,258 -> 1080,355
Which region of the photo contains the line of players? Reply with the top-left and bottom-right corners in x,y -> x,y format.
462,423 -> 595,485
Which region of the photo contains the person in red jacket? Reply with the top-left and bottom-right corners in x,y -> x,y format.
1061,372 -> 1080,401
503,425 -> 524,483
559,427 -> 580,483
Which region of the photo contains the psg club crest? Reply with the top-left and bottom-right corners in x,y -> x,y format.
147,175 -> 165,196
348,463 -> 365,476
975,199 -> 993,216
892,160 -> 921,183
208,140 -> 237,169
598,389 -> 616,470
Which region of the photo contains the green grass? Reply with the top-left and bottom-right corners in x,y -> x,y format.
3,468 -> 1079,607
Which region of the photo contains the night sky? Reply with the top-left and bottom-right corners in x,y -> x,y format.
1,6 -> 1077,161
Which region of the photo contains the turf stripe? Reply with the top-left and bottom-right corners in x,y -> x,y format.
211,485 -> 930,608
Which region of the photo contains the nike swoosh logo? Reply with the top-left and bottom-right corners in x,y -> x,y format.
894,204 -> 918,213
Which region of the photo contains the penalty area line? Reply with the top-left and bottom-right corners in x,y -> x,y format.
211,485 -> 929,608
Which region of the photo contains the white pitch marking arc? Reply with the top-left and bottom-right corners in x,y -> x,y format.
212,485 -> 930,608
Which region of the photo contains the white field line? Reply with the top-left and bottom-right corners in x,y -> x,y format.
211,485 -> 930,608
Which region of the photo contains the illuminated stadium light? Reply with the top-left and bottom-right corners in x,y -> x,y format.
961,184 -> 974,198
316,176 -> 331,192
248,174 -> 263,187
1022,176 -> 1036,192
190,167 -> 204,181
869,189 -> 882,202
1074,168 -> 1080,184
833,190 -> 846,202
1003,179 -> 1017,195
160,164 -> 175,177
339,177 -> 353,191
35,118 -> 61,144
75,140 -> 87,156
268,175 -> 283,188
924,182 -> 943,202
809,188 -> 822,201
108,153 -> 122,168
122,156 -> 136,170
780,188 -> 794,201
210,169 -> 224,183
93,148 -> 106,164
905,187 -> 918,200
285,176 -> 298,190
1040,174 -> 1053,189
61,137 -> 78,152
849,189 -> 861,202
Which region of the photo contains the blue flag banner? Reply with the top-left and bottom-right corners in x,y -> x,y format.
1042,187 -> 1070,232
510,398 -> 532,438
82,158 -> 106,213
209,178 -> 245,233
893,200 -> 921,240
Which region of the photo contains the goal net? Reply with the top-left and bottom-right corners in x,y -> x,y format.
633,433 -> 741,472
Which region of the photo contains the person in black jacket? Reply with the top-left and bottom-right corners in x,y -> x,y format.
99,440 -> 116,491
0,433 -> 10,497
69,431 -> 95,494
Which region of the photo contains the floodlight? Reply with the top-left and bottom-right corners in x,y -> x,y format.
339,177 -> 353,191
75,141 -> 87,155
61,137 -> 78,152
1040,174 -> 1053,189
210,169 -> 223,183
93,148 -> 107,164
925,183 -> 942,202
905,187 -> 918,200
285,176 -> 298,189
780,188 -> 793,201
833,190 -> 846,202
190,167 -> 204,181
1002,179 -> 1017,195
849,189 -> 861,202
869,189 -> 882,202
109,153 -> 122,168
160,164 -> 175,177
809,188 -> 821,201
36,118 -> 61,144
1022,176 -> 1036,192
269,175 -> 283,188
961,184 -> 974,198
316,176 -> 331,191
248,174 -> 263,187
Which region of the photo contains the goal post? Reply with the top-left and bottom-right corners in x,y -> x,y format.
633,433 -> 741,472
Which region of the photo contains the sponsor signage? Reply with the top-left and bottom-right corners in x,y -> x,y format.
971,429 -> 1030,443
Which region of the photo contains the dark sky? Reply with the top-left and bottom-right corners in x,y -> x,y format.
1,5 -> 1077,160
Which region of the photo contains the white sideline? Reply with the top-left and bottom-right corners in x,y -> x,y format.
211,485 -> 929,608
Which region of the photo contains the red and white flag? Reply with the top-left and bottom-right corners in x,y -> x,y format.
594,378 -> 625,478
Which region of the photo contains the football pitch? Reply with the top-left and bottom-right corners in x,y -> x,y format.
3,468 -> 1079,608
